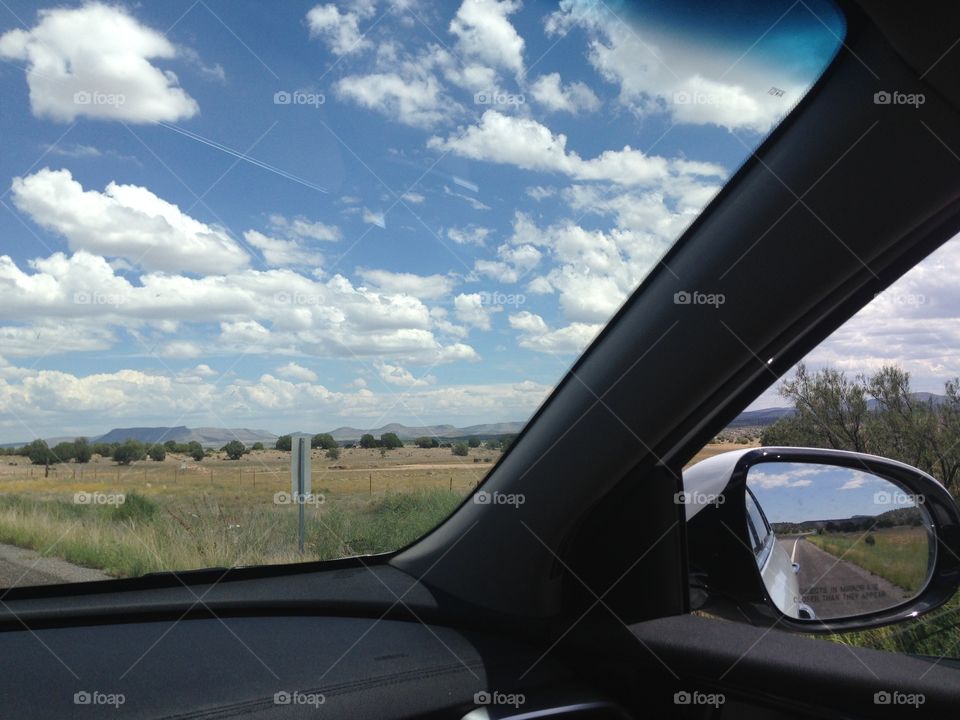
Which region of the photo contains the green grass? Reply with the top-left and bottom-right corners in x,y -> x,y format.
805,527 -> 929,592
0,488 -> 466,578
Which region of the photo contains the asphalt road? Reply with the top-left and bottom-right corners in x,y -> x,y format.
0,543 -> 109,589
787,536 -> 911,618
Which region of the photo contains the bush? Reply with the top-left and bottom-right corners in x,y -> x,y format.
312,433 -> 337,450
91,442 -> 113,457
221,440 -> 247,460
467,438 -> 481,448
25,439 -> 56,466
147,445 -> 166,462
325,446 -> 341,460
380,432 -> 403,449
359,434 -> 378,449
113,440 -> 146,466
187,441 -> 205,462
110,493 -> 158,523
51,442 -> 76,463
73,438 -> 92,464
251,442 -> 265,451
414,436 -> 439,448
451,442 -> 469,457
275,435 -> 292,451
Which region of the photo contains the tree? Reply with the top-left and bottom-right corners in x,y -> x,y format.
163,440 -> 178,451
467,438 -> 481,448
325,446 -> 341,461
359,433 -> 378,449
222,440 -> 248,460
452,442 -> 469,457
91,442 -> 112,457
415,436 -> 439,448
147,444 -> 166,462
380,432 -> 403,449
113,440 -> 146,466
51,442 -> 76,463
187,441 -> 205,462
275,435 -> 292,451
25,439 -> 56,466
251,441 -> 265,451
312,433 -> 337,450
73,438 -> 92,464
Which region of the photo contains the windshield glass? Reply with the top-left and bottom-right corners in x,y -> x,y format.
0,0 -> 843,584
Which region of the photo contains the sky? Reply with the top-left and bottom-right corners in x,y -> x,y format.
749,462 -> 924,525
0,0 -> 854,441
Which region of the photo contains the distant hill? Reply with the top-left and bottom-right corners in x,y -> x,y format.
4,393 -> 948,448
327,422 -> 525,442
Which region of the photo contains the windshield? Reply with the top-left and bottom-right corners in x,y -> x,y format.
0,0 -> 843,584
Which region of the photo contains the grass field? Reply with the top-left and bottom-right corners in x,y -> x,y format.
0,446 -> 492,577
806,527 -> 930,593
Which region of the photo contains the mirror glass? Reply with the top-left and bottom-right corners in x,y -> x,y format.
745,462 -> 934,621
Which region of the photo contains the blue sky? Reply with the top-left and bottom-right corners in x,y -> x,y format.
0,0 -> 846,441
749,462 -> 924,525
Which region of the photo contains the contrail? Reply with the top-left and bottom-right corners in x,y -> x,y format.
157,122 -> 328,194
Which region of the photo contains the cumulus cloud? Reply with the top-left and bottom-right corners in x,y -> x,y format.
454,292 -> 498,330
375,360 -> 434,387
268,214 -> 341,242
336,72 -> 453,128
447,225 -> 490,246
0,2 -> 198,123
276,362 -> 318,382
306,1 -> 377,55
509,311 -> 601,354
11,168 -> 249,274
450,0 -> 525,75
529,72 -> 600,114
428,111 -> 722,186
244,230 -> 323,268
356,269 -> 454,299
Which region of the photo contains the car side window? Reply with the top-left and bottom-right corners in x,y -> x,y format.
745,490 -> 769,555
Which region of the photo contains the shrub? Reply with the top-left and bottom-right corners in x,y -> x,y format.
467,438 -> 481,448
275,435 -> 292,451
325,446 -> 341,460
414,436 -> 439,448
380,432 -> 403,449
359,434 -> 378,449
147,445 -> 166,462
221,440 -> 248,460
251,442 -> 265,451
113,440 -> 146,466
312,433 -> 337,450
451,442 -> 469,457
73,438 -> 92,464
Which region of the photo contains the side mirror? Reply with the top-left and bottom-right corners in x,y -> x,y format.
683,447 -> 960,632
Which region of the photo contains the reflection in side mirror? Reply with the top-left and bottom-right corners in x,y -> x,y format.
746,462 -> 934,621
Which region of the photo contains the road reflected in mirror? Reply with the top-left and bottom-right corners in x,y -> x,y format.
746,462 -> 934,621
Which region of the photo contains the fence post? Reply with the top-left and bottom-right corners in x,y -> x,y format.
369,473 -> 372,495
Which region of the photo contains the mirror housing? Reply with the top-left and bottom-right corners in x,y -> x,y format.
684,447 -> 960,633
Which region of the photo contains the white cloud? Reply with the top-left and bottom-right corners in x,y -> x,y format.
509,312 -> 601,354
356,269 -> 454,300
450,0 -> 525,75
244,230 -> 323,268
0,2 -> 198,123
306,2 -> 377,56
159,340 -> 203,359
401,191 -> 425,204
454,292 -> 499,330
268,214 -> 341,242
545,0 -> 798,133
362,208 -> 386,227
428,111 -> 721,186
447,225 -> 490,245
11,168 -> 250,274
375,360 -> 435,387
530,72 -> 600,114
276,362 -> 318,382
526,185 -> 555,201
336,72 -> 452,128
